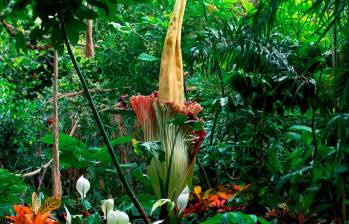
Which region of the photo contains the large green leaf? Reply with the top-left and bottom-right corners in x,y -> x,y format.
202,211 -> 269,224
43,133 -> 88,153
43,133 -> 132,166
93,136 -> 132,162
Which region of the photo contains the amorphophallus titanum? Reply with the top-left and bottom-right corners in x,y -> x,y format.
131,0 -> 205,201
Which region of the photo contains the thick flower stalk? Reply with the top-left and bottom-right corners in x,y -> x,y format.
131,0 -> 205,201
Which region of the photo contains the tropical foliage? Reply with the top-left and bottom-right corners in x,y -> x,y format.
0,0 -> 348,223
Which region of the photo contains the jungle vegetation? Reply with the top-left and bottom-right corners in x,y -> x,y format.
0,0 -> 348,223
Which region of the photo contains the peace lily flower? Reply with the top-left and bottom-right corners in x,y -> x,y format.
177,186 -> 190,214
76,175 -> 90,199
102,199 -> 114,219
131,0 -> 205,201
107,210 -> 129,224
64,206 -> 71,224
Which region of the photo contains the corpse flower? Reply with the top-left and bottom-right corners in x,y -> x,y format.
131,0 -> 205,201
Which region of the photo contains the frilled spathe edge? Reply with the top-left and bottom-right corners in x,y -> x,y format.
130,92 -> 206,199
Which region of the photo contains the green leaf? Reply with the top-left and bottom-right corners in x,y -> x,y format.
15,32 -> 26,50
201,213 -> 221,224
60,152 -> 89,168
168,114 -> 204,131
202,212 -> 269,224
289,125 -> 312,133
284,132 -> 301,141
50,20 -> 64,52
42,133 -> 88,153
65,17 -> 86,46
150,198 -> 171,215
184,120 -> 204,131
81,199 -> 92,210
275,166 -> 312,192
0,0 -> 10,10
138,53 -> 159,62
93,136 -> 132,163
29,27 -> 45,40
118,0 -> 151,5
87,0 -> 117,18
240,0 -> 257,14
133,141 -> 165,165
168,114 -> 187,126
86,212 -> 101,224
74,5 -> 99,19
300,132 -> 313,145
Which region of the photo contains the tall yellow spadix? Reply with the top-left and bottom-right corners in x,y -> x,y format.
131,0 -> 205,201
159,0 -> 187,106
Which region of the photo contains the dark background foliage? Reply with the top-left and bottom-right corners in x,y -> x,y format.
0,0 -> 348,223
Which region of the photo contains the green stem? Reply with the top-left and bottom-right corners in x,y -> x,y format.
209,106 -> 220,145
197,159 -> 212,189
165,127 -> 180,198
201,0 -> 208,22
59,14 -> 151,224
311,107 -> 318,159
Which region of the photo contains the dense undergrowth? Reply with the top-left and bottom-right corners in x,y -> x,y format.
0,0 -> 348,223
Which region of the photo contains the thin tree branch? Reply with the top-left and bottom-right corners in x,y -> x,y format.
69,117 -> 80,136
59,13 -> 151,224
18,159 -> 53,177
18,113 -> 79,178
1,19 -> 52,51
47,88 -> 117,102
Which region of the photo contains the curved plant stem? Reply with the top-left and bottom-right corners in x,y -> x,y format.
197,159 -> 212,189
59,14 -> 151,224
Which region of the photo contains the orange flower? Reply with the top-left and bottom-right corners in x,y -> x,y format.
194,186 -> 202,199
232,184 -> 241,191
207,4 -> 218,13
6,193 -> 60,224
6,204 -> 58,224
216,191 -> 232,200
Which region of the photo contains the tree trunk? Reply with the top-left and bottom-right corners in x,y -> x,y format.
85,4 -> 94,58
52,50 -> 62,198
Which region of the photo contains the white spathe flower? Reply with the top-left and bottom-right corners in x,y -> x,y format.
153,221 -> 164,224
176,185 -> 190,214
64,206 -> 72,224
76,175 -> 90,199
107,210 -> 129,224
102,199 -> 114,219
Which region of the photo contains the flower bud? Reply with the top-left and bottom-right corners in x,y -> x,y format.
102,199 -> 114,219
177,185 -> 189,214
107,210 -> 129,224
76,175 -> 90,199
64,206 -> 71,224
